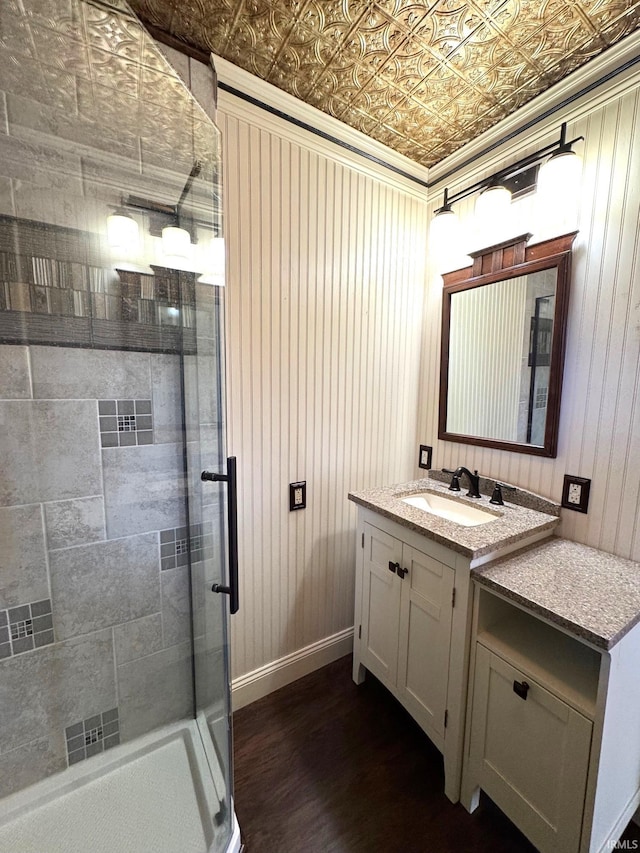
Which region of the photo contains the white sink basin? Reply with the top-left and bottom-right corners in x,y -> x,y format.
401,492 -> 496,527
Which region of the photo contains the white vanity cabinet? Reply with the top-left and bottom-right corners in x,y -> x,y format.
349,482 -> 560,804
463,553 -> 640,853
351,505 -> 554,803
358,520 -> 455,743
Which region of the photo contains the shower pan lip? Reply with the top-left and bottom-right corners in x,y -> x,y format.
0,719 -> 240,853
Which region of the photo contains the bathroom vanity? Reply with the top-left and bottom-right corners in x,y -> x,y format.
348,477 -> 559,802
464,539 -> 640,853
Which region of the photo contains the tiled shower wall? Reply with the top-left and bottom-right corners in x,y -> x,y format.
0,343 -> 206,796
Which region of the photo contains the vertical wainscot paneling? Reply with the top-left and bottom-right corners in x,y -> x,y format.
418,79 -> 640,563
219,99 -> 429,683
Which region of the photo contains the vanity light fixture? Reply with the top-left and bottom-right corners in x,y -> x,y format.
430,122 -> 583,259
105,164 -> 226,284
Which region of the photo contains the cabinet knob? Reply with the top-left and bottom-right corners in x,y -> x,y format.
388,561 -> 400,574
513,680 -> 530,700
397,566 -> 408,579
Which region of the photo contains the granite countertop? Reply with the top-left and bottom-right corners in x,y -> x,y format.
472,538 -> 640,650
348,478 -> 559,559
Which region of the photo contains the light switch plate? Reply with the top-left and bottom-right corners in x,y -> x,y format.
561,475 -> 591,514
418,445 -> 433,470
289,481 -> 306,511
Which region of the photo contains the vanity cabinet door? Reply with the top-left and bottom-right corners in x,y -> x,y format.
396,547 -> 454,739
360,523 -> 402,686
468,644 -> 592,853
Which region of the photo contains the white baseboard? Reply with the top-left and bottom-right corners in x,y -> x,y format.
231,627 -> 354,711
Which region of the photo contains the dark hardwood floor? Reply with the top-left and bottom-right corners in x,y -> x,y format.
233,654 -> 640,852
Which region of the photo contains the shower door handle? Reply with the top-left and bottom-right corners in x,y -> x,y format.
201,456 -> 239,615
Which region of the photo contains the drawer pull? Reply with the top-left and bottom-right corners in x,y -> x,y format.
513,680 -> 530,700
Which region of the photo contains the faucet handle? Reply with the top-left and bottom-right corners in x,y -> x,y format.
442,469 -> 461,492
490,482 -> 516,506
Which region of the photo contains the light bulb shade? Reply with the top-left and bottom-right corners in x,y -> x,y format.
475,184 -> 512,220
536,150 -> 582,209
429,208 -> 462,273
162,225 -> 191,259
107,213 -> 139,255
430,207 -> 457,244
197,237 -> 226,286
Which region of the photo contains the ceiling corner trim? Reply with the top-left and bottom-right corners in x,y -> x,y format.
428,29 -> 640,191
211,54 -> 430,190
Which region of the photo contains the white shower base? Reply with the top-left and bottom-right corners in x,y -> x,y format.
0,720 -> 240,853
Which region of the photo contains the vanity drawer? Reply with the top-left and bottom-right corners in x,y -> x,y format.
467,643 -> 592,853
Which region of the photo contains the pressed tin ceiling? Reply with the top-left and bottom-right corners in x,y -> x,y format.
129,0 -> 640,168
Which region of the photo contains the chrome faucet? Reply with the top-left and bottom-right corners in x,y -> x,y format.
442,467 -> 482,499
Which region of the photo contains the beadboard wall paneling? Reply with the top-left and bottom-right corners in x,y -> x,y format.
220,104 -> 429,679
418,82 -> 640,563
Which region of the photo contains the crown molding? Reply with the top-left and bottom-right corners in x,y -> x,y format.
211,53 -> 430,191
428,29 -> 640,191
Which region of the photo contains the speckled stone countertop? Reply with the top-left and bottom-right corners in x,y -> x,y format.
348,478 -> 559,559
472,538 -> 640,650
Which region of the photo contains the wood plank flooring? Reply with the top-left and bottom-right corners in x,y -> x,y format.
233,655 -> 640,852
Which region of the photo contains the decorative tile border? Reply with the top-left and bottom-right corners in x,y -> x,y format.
0,216 -> 211,355
65,707 -> 120,766
0,599 -> 54,659
99,399 -> 154,447
0,218 -> 196,328
160,521 -> 215,570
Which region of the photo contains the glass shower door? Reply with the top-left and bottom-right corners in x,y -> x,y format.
0,0 -> 237,850
180,227 -> 236,849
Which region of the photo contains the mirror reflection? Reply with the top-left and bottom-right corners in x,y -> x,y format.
446,269 -> 557,447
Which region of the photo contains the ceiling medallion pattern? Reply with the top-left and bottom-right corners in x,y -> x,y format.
129,0 -> 640,167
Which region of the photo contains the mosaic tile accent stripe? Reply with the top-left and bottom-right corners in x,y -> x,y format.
99,400 -> 153,447
0,599 -> 54,658
160,521 -> 214,570
0,219 -> 206,354
65,707 -> 120,766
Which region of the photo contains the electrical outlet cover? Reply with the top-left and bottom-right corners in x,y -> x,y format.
561,475 -> 591,514
418,445 -> 433,470
289,481 -> 306,511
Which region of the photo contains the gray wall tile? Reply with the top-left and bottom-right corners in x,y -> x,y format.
0,345 -> 31,399
44,495 -> 105,550
0,737 -> 66,799
0,401 -> 39,505
114,612 -> 163,665
102,442 -> 187,539
161,567 -> 191,648
49,532 -> 161,640
150,353 -> 183,444
0,400 -> 101,506
0,504 -> 48,609
0,629 -> 116,754
183,353 -> 221,432
117,641 -> 192,741
187,428 -> 224,514
30,346 -> 150,400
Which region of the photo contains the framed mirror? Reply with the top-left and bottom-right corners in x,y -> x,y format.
439,232 -> 577,458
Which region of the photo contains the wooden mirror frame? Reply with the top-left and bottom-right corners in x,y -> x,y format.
439,231 -> 578,458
